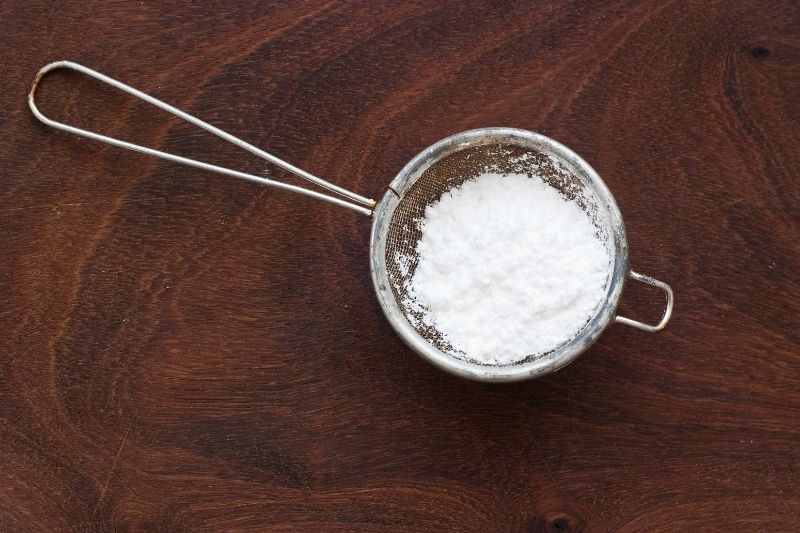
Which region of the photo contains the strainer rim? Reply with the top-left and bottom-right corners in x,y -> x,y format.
370,127 -> 629,382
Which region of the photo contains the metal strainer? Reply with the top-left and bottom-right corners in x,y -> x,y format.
30,61 -> 673,383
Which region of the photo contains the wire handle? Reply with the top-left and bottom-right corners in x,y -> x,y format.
28,61 -> 375,216
615,270 -> 674,332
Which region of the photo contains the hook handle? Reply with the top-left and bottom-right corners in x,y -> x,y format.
28,61 -> 375,216
615,270 -> 674,332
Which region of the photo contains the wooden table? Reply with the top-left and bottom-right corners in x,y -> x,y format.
2,2 -> 799,531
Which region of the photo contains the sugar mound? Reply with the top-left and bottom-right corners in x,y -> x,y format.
409,172 -> 610,365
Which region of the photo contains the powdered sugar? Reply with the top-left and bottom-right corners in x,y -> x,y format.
406,171 -> 610,365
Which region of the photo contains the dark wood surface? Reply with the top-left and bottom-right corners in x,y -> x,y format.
2,1 -> 799,531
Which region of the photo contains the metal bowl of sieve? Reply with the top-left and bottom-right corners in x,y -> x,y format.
370,128 -> 673,382
30,62 -> 673,383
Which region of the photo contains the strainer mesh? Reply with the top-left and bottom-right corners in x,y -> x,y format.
384,143 -> 610,364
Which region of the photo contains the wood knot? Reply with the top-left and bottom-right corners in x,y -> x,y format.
750,46 -> 770,59
525,511 -> 585,533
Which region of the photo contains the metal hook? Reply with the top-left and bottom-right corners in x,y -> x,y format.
615,270 -> 674,332
29,61 -> 376,216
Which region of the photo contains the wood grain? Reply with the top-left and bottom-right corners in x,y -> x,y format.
2,1 -> 799,531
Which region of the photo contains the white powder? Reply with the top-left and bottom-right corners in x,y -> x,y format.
408,172 -> 610,365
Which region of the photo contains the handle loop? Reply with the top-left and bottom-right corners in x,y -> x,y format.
615,270 -> 674,332
29,61 -> 375,216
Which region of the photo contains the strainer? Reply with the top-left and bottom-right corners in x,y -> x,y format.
30,61 -> 673,383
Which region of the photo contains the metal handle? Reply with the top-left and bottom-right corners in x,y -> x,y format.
28,61 -> 376,216
615,270 -> 674,332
